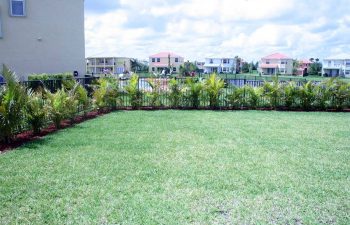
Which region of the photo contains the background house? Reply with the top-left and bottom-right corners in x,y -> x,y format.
0,0 -> 85,80
86,57 -> 132,75
258,53 -> 293,75
296,59 -> 312,76
149,52 -> 184,74
322,55 -> 350,77
203,58 -> 235,74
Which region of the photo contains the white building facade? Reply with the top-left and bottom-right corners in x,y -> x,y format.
203,58 -> 236,74
0,0 -> 86,80
322,57 -> 350,77
86,57 -> 132,75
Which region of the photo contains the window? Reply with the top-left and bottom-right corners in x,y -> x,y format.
210,59 -> 213,64
223,67 -> 227,72
175,58 -> 179,63
345,61 -> 350,66
266,61 -> 270,64
345,70 -> 350,75
152,58 -> 155,63
173,67 -> 176,72
223,59 -> 229,64
281,61 -> 285,64
10,0 -> 26,17
157,58 -> 160,62
152,67 -> 155,72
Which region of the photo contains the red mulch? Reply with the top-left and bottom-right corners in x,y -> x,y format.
0,111 -> 104,153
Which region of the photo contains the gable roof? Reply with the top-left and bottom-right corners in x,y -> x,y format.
150,52 -> 182,58
262,53 -> 292,60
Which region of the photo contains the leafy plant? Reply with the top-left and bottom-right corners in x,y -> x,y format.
261,76 -> 281,109
0,65 -> 27,143
281,82 -> 299,108
168,78 -> 182,107
205,73 -> 225,109
47,88 -> 69,129
26,90 -> 48,135
298,81 -> 315,110
244,86 -> 262,109
328,79 -> 350,110
125,74 -> 142,109
93,78 -> 119,111
147,78 -> 162,107
226,86 -> 245,109
184,78 -> 204,108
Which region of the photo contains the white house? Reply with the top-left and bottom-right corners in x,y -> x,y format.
0,0 -> 86,80
322,55 -> 350,77
203,58 -> 236,74
258,53 -> 293,75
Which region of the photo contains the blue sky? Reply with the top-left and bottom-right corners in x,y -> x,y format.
85,0 -> 350,61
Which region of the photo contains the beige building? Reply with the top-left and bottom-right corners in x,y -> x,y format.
258,53 -> 293,75
0,0 -> 85,80
86,57 -> 132,75
149,52 -> 184,74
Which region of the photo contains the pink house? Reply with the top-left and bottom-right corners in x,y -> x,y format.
258,53 -> 293,75
296,59 -> 312,76
149,52 -> 184,74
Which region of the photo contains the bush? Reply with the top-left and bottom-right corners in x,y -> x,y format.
226,86 -> 245,109
47,88 -> 69,129
261,76 -> 281,109
125,74 -> 142,109
168,78 -> 182,107
184,77 -> 204,108
147,78 -> 162,107
281,82 -> 299,108
298,81 -> 315,110
28,73 -> 74,81
92,78 -> 119,111
26,90 -> 48,135
205,73 -> 225,109
244,86 -> 262,109
0,65 -> 27,143
328,79 -> 350,110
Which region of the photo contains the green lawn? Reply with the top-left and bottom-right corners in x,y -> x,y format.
1,111 -> 349,224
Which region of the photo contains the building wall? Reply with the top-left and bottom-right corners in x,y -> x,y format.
0,0 -> 85,80
322,59 -> 350,77
260,58 -> 293,75
86,57 -> 132,74
149,56 -> 184,73
204,58 -> 235,73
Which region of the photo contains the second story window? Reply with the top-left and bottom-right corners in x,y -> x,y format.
266,61 -> 270,64
10,0 -> 26,17
223,59 -> 228,64
152,58 -> 155,63
210,59 -> 213,64
175,58 -> 179,63
157,58 -> 160,62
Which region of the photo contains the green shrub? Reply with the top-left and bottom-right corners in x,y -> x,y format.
47,88 -> 69,129
0,65 -> 27,143
93,78 -> 119,111
26,90 -> 48,135
184,77 -> 204,108
244,86 -> 262,109
281,82 -> 299,108
28,73 -> 74,81
298,81 -> 315,110
261,76 -> 281,109
125,74 -> 142,109
226,86 -> 245,109
168,78 -> 182,107
205,73 -> 225,109
328,79 -> 350,110
147,78 -> 162,107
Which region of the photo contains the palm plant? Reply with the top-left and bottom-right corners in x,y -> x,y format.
261,76 -> 281,109
125,74 -> 142,109
47,88 -> 69,129
147,78 -> 162,107
168,78 -> 182,107
244,85 -> 262,109
298,81 -> 315,110
0,65 -> 27,143
281,82 -> 299,108
314,79 -> 333,110
184,77 -> 204,108
328,79 -> 350,110
93,78 -> 119,111
26,90 -> 48,135
205,73 -> 225,109
226,86 -> 245,109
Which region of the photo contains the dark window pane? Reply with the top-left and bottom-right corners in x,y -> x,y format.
12,1 -> 24,16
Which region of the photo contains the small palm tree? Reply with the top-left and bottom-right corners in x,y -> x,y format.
205,73 -> 225,109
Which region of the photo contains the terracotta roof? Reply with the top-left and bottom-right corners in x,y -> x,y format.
262,53 -> 292,60
150,52 -> 182,58
260,63 -> 279,68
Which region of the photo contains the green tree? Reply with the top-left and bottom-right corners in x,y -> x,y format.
308,58 -> 322,76
179,61 -> 198,76
241,62 -> 250,73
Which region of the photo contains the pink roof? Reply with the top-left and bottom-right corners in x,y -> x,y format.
260,63 -> 279,68
262,53 -> 291,60
150,52 -> 182,58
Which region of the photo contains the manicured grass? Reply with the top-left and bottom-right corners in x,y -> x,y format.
1,111 -> 349,224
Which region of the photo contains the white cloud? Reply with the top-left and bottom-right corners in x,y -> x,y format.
85,0 -> 350,61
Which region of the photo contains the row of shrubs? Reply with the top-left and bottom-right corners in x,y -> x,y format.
28,73 -> 74,81
1,65 -> 350,143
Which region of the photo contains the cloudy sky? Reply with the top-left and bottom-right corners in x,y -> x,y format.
85,0 -> 350,61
